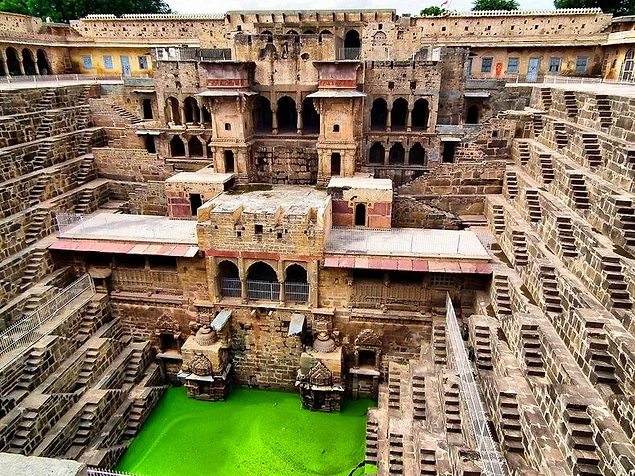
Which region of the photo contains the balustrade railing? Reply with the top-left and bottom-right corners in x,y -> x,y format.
0,274 -> 94,357
247,280 -> 280,301
285,282 -> 309,303
338,47 -> 361,60
220,277 -> 241,298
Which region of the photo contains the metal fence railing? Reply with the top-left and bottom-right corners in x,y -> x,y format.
0,274 -> 95,357
502,74 -> 635,85
445,293 -> 508,476
220,277 -> 241,298
87,468 -> 135,476
55,212 -> 85,234
285,282 -> 309,303
338,47 -> 361,60
0,74 -> 129,86
247,280 -> 280,301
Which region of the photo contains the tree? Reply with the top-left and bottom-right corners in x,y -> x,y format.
420,6 -> 447,15
472,0 -> 520,9
0,0 -> 171,22
553,0 -> 635,17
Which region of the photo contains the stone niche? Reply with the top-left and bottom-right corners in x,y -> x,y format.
295,315 -> 343,412
178,309 -> 232,401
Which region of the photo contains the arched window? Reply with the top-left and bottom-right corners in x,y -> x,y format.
224,150 -> 235,172
319,29 -> 332,36
22,49 -> 36,75
6,48 -> 20,75
369,142 -> 385,164
302,97 -> 319,134
277,96 -> 297,132
218,261 -> 240,298
412,98 -> 429,130
169,136 -> 185,157
165,96 -> 180,125
184,97 -> 200,124
253,96 -> 273,132
303,29 -> 316,34
344,30 -> 361,59
466,105 -> 479,124
391,98 -> 408,131
355,203 -> 366,226
409,143 -> 425,166
36,49 -> 50,75
389,143 -> 405,165
247,261 -> 279,301
287,30 -> 300,44
261,30 -> 273,43
622,49 -> 634,82
188,137 -> 203,157
285,264 -> 308,302
371,98 -> 388,130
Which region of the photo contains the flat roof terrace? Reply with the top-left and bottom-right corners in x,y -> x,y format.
324,228 -> 491,274
49,214 -> 199,257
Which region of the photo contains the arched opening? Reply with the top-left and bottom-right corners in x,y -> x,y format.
359,350 -> 376,367
412,98 -> 429,130
247,261 -> 279,301
622,49 -> 634,81
369,142 -> 385,164
184,97 -> 200,124
142,98 -> 153,119
302,97 -> 319,134
344,30 -> 361,59
165,96 -> 180,125
188,137 -> 203,157
261,30 -> 273,43
36,49 -> 50,75
22,49 -> 36,75
466,104 -> 479,124
285,264 -> 308,302
169,136 -> 185,157
372,31 -> 387,47
224,150 -> 235,172
371,98 -> 388,130
355,203 -> 367,226
253,96 -> 273,133
303,29 -> 316,35
287,29 -> 300,44
319,29 -> 332,36
0,57 -> 6,77
391,98 -> 408,131
409,143 -> 425,166
389,143 -> 405,165
218,260 -> 241,298
331,152 -> 341,176
6,48 -> 21,75
277,96 -> 297,133
202,106 -> 211,124
144,135 -> 156,154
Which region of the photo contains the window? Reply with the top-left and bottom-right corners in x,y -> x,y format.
549,57 -> 562,73
575,56 -> 588,73
397,30 -> 403,39
255,224 -> 263,234
225,123 -> 231,130
507,57 -> 519,73
430,273 -> 455,287
481,57 -> 493,73
138,55 -> 149,70
103,55 -> 113,70
333,124 -> 340,132
82,56 -> 93,69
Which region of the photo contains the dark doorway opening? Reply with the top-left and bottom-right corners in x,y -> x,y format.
142,99 -> 153,119
36,49 -> 50,75
331,152 -> 341,175
466,105 -> 479,124
355,203 -> 366,226
224,150 -> 235,172
391,98 -> 408,131
253,96 -> 273,132
389,143 -> 405,165
144,135 -> 156,153
188,137 -> 203,157
22,49 -> 36,75
277,96 -> 297,132
190,193 -> 202,216
169,136 -> 185,157
409,143 -> 425,166
412,98 -> 429,130
443,142 -> 457,163
369,142 -> 384,164
371,98 -> 388,130
359,349 -> 376,367
302,97 -> 319,134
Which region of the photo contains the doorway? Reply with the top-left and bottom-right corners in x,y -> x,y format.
120,56 -> 131,76
527,57 -> 540,81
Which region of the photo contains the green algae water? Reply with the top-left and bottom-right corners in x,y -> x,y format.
116,387 -> 373,476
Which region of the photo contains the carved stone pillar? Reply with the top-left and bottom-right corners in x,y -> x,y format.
271,103 -> 279,135
296,104 -> 303,135
406,107 -> 413,132
386,107 -> 392,132
0,51 -> 9,76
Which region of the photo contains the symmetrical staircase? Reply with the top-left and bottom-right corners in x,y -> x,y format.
568,173 -> 590,210
25,209 -> 49,246
595,95 -> 612,129
554,122 -> 568,148
493,275 -> 512,316
520,325 -> 545,377
540,265 -> 562,313
539,153 -> 555,184
411,373 -> 426,420
540,89 -> 553,110
511,229 -> 528,266
525,189 -> 542,222
600,256 -> 632,309
432,324 -> 447,365
563,91 -> 578,118
581,133 -> 602,168
555,215 -> 578,259
20,250 -> 47,291
505,170 -> 518,199
443,380 -> 461,434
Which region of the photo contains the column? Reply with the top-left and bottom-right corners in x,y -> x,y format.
308,261 -> 318,308
406,107 -> 413,132
0,51 -> 9,76
18,58 -> 25,75
179,105 -> 186,126
209,257 -> 220,302
296,104 -> 303,135
384,144 -> 390,166
33,54 -> 40,76
239,257 -> 248,303
386,107 -> 392,132
404,145 -> 411,166
271,103 -> 279,135
278,261 -> 285,304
